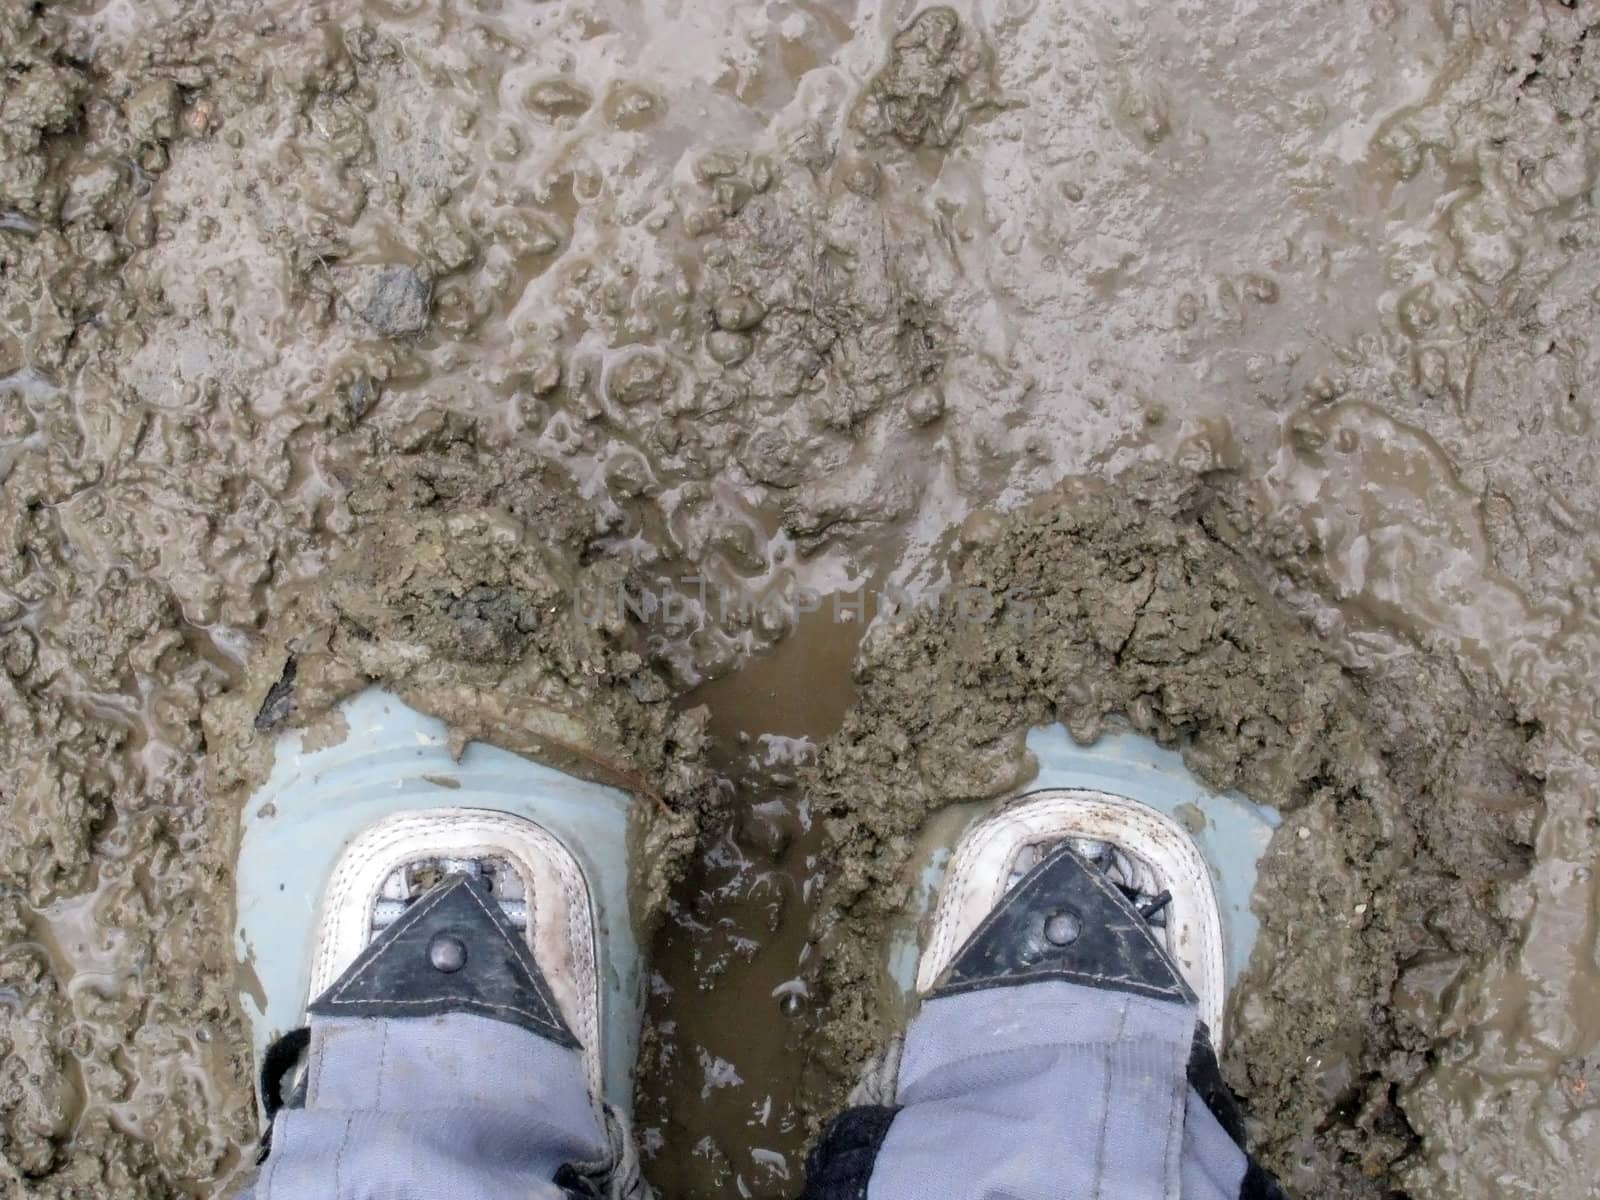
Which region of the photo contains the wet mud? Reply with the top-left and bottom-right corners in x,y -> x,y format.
800,469 -> 1546,1198
4,1 -> 1600,1197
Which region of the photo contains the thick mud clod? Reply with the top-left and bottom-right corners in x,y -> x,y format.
800,469 -> 1541,1197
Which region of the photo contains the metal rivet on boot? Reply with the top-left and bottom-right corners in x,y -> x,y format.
1043,911 -> 1081,947
428,932 -> 468,973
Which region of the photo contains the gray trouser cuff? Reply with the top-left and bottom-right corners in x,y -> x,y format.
241,1012 -> 605,1200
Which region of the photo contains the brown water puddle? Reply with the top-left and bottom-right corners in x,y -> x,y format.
638,601 -> 865,1197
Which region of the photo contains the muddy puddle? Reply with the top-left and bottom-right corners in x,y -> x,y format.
637,605 -> 862,1197
5,1 -> 1600,1197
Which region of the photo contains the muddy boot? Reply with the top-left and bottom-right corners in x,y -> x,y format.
802,789 -> 1287,1200
231,693 -> 650,1200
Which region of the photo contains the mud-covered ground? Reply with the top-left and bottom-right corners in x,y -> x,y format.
4,1 -> 1600,1197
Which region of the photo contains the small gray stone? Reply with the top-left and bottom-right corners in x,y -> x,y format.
345,372 -> 379,422
360,266 -> 432,337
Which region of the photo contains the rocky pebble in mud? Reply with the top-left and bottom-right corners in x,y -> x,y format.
355,265 -> 432,338
4,1 -> 1600,1198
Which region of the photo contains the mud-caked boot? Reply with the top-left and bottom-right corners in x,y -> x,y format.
802,788 -> 1287,1200
231,693 -> 651,1200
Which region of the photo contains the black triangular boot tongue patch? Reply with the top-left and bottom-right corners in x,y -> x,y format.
932,842 -> 1196,1006
308,874 -> 579,1048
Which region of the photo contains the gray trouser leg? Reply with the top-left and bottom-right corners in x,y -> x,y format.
239,1012 -> 606,1200
805,979 -> 1269,1200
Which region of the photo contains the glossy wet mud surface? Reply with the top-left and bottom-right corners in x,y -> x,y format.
4,2 -> 1600,1196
